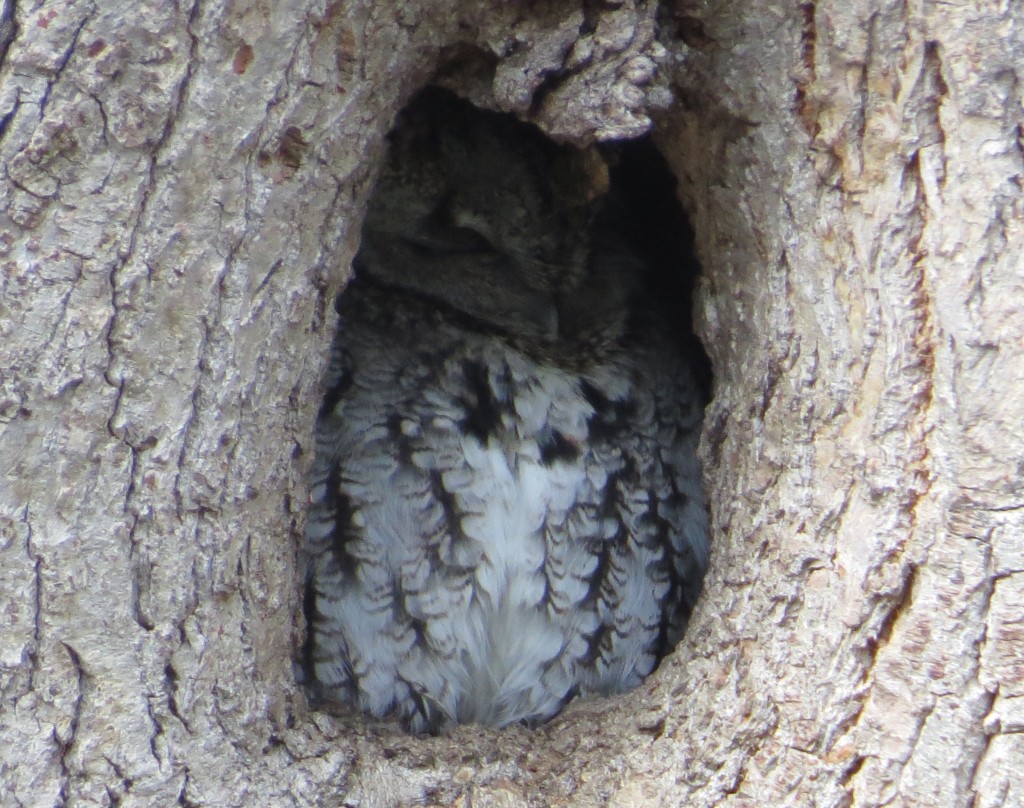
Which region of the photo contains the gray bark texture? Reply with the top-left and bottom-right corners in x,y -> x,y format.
1,0 -> 1021,805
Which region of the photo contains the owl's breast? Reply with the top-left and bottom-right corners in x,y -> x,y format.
307,285 -> 705,731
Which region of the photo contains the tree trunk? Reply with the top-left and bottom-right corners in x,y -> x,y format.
1,0 -> 1020,805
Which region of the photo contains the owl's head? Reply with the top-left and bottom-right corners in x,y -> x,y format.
354,88 -> 624,343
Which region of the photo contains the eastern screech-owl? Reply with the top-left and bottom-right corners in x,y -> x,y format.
305,89 -> 709,733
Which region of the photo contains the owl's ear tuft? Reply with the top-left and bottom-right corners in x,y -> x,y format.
556,145 -> 610,208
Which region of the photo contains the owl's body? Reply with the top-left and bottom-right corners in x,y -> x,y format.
305,90 -> 708,733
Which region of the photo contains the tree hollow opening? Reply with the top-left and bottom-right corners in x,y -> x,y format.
303,87 -> 712,735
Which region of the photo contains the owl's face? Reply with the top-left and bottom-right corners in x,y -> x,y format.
353,89 -> 615,343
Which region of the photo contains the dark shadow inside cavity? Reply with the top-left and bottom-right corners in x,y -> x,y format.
597,137 -> 712,403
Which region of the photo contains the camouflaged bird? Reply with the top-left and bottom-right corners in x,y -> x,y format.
304,89 -> 709,733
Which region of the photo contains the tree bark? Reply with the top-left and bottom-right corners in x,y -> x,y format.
1,1 -> 1020,806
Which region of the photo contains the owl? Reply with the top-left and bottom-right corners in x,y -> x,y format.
304,89 -> 709,733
